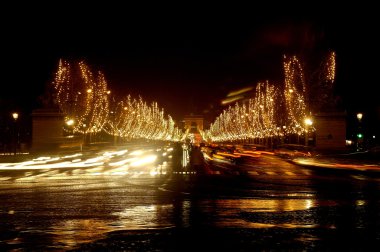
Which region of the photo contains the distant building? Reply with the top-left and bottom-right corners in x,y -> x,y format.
183,114 -> 203,145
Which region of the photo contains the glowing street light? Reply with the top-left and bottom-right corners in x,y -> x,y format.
66,119 -> 74,126
357,113 -> 363,121
356,113 -> 364,151
11,112 -> 19,154
65,119 -> 75,138
304,118 -> 313,146
304,118 -> 313,126
12,112 -> 19,121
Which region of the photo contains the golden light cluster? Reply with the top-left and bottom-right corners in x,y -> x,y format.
52,59 -> 181,142
204,54 -> 332,143
54,60 -> 110,134
204,81 -> 286,142
326,51 -> 336,82
103,96 -> 182,141
283,55 -> 307,134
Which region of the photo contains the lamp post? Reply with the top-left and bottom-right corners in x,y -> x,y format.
12,112 -> 19,155
304,118 -> 313,146
356,113 -> 363,151
282,125 -> 286,144
110,111 -> 117,146
357,113 -> 363,121
65,118 -> 75,136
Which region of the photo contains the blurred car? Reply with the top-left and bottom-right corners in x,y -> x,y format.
274,144 -> 314,159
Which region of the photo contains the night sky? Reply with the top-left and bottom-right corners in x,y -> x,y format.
1,5 -> 379,129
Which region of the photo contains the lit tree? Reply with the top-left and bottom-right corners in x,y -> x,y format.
53,59 -> 110,134
283,55 -> 307,134
308,51 -> 337,112
52,59 -> 182,142
103,95 -> 182,141
205,54 -> 331,143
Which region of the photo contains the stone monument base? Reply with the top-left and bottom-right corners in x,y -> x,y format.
314,111 -> 347,151
31,108 -> 64,154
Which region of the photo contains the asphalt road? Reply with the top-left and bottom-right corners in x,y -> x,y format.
1,145 -> 380,251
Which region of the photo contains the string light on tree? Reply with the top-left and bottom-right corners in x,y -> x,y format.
52,59 -> 182,142
205,54 -> 330,143
326,51 -> 336,82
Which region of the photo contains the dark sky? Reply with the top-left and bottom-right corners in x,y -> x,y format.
1,5 -> 379,125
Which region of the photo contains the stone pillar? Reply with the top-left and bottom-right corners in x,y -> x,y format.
31,108 -> 64,153
315,112 -> 347,151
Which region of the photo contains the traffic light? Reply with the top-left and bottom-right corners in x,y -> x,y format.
357,133 -> 363,139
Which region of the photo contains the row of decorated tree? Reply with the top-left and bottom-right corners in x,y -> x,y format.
52,59 -> 182,143
203,52 -> 336,146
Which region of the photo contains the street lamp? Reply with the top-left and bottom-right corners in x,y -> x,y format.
110,111 -> 117,145
304,118 -> 313,146
357,113 -> 363,121
65,118 -> 75,136
356,113 -> 363,151
282,126 -> 287,144
12,113 -> 19,121
12,112 -> 19,155
66,119 -> 74,126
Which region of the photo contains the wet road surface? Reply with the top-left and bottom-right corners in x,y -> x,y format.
1,145 -> 380,251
